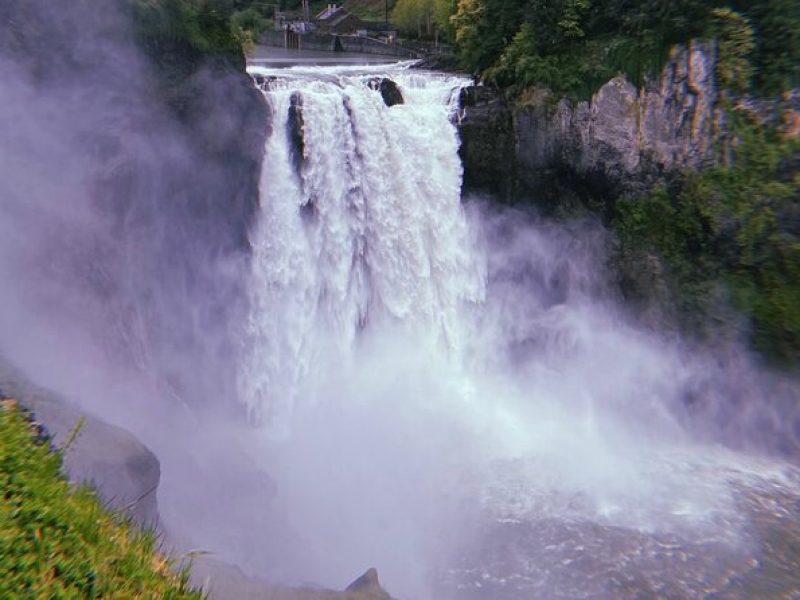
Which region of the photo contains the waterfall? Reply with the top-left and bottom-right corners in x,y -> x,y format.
241,64 -> 485,426
234,63 -> 800,598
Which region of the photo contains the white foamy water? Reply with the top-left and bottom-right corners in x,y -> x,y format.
241,63 -> 484,427
236,64 -> 800,598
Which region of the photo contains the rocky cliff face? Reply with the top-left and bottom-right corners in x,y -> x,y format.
0,0 -> 267,527
0,0 -> 268,406
459,40 -> 719,210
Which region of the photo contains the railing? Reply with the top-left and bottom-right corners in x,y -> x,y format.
258,29 -> 419,58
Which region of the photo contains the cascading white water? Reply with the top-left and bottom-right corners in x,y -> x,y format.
237,63 -> 800,599
241,63 -> 484,427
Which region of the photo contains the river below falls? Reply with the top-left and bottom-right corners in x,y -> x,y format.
436,454 -> 800,598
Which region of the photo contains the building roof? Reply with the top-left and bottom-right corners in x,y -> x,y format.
316,4 -> 345,21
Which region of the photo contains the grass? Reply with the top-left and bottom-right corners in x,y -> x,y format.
341,0 -> 395,22
0,399 -> 202,599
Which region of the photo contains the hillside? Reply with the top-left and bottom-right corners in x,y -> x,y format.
0,400 -> 201,599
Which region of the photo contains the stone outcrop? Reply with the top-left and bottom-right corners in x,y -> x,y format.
0,0 -> 268,406
367,78 -> 405,107
0,358 -> 160,525
288,91 -> 306,173
0,0 -> 268,529
458,85 -> 516,197
345,568 -> 392,599
378,79 -> 404,107
459,40 -> 720,207
191,560 -> 395,600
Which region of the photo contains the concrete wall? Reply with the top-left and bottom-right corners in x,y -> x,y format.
336,35 -> 418,57
258,29 -> 419,58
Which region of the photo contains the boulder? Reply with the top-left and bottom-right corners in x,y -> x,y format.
189,559 -> 394,600
378,79 -> 404,107
367,78 -> 404,107
345,568 -> 392,599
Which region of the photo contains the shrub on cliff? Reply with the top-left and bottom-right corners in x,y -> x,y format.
614,115 -> 800,365
0,402 -> 201,599
231,7 -> 270,48
131,0 -> 243,59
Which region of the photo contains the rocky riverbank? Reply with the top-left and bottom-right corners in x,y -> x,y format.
0,354 -> 396,599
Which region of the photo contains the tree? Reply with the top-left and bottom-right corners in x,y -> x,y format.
710,8 -> 754,94
745,0 -> 800,93
393,0 -> 455,39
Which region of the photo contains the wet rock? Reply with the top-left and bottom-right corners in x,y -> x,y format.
367,78 -> 404,107
190,561 -> 395,600
253,73 -> 278,90
457,85 -> 515,198
413,53 -> 460,72
345,568 -> 392,599
379,79 -> 404,107
288,91 -> 306,174
458,40 -> 720,206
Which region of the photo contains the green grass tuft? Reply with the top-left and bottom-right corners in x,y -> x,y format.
0,401 -> 202,599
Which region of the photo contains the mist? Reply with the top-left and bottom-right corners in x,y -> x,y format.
1,3 -> 799,599
0,0 -> 267,571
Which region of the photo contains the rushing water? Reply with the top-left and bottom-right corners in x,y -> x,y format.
237,63 -> 800,598
241,63 -> 483,427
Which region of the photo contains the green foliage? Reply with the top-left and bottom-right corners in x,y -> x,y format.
742,0 -> 800,95
451,0 -> 800,97
392,0 -> 454,39
451,0 -> 493,70
131,0 -> 243,56
0,404 -> 202,599
488,26 -> 617,97
614,114 -> 800,364
232,7 -> 269,35
710,8 -> 754,94
231,6 -> 270,48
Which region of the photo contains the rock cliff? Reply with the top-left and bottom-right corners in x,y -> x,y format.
459,40 -> 719,210
0,0 -> 268,405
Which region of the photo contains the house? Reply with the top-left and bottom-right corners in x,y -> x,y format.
315,4 -> 363,35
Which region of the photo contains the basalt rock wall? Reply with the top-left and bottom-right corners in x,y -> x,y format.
459,41 -> 719,212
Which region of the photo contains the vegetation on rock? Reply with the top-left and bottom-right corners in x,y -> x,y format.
448,0 -> 799,365
0,401 -> 201,599
131,0 -> 244,57
614,109 -> 800,364
450,0 -> 799,98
